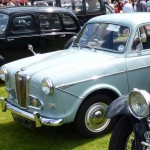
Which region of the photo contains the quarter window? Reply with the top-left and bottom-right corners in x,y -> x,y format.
39,13 -> 61,31
62,14 -> 77,30
12,15 -> 36,34
132,25 -> 150,50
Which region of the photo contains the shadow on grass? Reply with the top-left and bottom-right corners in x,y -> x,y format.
0,113 -> 110,150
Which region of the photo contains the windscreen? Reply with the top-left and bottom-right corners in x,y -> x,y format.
74,23 -> 130,53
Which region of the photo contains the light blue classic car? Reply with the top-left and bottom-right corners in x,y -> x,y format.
1,12 -> 150,138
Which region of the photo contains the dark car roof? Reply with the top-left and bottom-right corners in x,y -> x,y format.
0,6 -> 76,16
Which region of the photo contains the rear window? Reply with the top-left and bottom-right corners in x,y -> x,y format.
39,13 -> 61,31
62,14 -> 77,30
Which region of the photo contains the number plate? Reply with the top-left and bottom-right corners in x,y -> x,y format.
12,113 -> 35,130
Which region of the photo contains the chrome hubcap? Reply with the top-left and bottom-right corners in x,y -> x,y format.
85,102 -> 111,132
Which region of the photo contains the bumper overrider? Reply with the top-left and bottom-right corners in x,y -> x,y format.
0,97 -> 63,127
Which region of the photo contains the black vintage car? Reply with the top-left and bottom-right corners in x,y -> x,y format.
32,0 -> 114,26
0,6 -> 81,66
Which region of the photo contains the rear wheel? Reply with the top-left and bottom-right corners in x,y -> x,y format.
75,94 -> 116,138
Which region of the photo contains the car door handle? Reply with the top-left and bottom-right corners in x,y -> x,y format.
7,38 -> 14,42
60,35 -> 65,37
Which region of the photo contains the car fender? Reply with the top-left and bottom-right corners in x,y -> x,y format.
80,83 -> 122,100
106,95 -> 130,118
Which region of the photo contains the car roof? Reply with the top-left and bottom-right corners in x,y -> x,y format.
0,6 -> 75,16
88,12 -> 150,27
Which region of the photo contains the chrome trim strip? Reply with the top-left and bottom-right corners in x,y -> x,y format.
56,70 -> 126,89
28,105 -> 43,110
126,65 -> 150,72
7,34 -> 40,39
56,64 -> 150,90
0,99 -> 63,127
57,88 -> 82,99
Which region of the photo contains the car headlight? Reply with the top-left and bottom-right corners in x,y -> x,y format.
0,66 -> 8,81
41,78 -> 54,95
128,89 -> 150,119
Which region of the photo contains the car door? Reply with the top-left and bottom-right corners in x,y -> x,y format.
5,14 -> 40,62
126,24 -> 150,92
38,12 -> 78,53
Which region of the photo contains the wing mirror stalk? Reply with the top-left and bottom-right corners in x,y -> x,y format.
28,44 -> 37,56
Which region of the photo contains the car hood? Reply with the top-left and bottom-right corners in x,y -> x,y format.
4,48 -> 124,86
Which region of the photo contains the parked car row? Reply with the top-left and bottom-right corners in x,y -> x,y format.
0,6 -> 81,66
1,12 -> 150,139
0,0 -> 114,67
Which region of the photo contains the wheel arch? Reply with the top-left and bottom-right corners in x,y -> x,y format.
80,84 -> 121,103
75,87 -> 121,119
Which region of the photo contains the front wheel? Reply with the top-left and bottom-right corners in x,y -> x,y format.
109,116 -> 134,150
74,94 -> 116,138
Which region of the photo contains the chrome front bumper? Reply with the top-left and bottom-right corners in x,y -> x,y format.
0,97 -> 63,127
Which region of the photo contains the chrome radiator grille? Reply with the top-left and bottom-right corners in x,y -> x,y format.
15,73 -> 30,109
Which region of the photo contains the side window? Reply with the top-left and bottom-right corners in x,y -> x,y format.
62,14 -> 77,30
86,0 -> 101,12
132,25 -> 150,51
12,15 -> 36,34
39,13 -> 61,31
132,30 -> 142,50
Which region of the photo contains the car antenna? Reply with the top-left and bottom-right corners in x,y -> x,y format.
28,44 -> 37,56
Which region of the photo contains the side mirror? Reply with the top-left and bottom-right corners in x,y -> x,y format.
28,44 -> 36,56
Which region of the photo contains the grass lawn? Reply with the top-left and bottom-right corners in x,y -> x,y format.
0,84 -> 111,150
